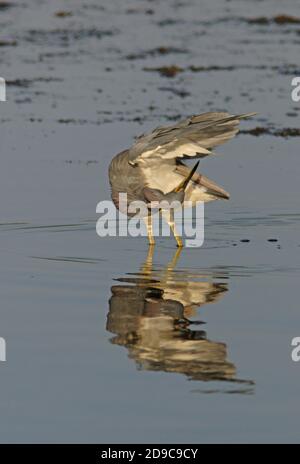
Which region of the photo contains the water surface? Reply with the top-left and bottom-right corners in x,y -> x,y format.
0,0 -> 300,443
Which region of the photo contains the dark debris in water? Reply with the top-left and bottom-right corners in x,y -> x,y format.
164,114 -> 183,121
144,65 -> 184,77
126,46 -> 187,60
54,11 -> 73,18
65,160 -> 99,165
58,118 -> 90,125
28,118 -> 42,122
144,65 -> 237,77
189,65 -> 235,72
157,19 -> 182,27
144,63 -> 299,77
24,28 -> 116,46
240,127 -> 270,136
232,239 -> 283,246
15,97 -> 32,104
125,7 -> 154,15
0,38 -> 17,47
247,14 -> 300,25
0,1 -> 14,10
158,87 -> 190,98
7,77 -> 63,88
7,79 -> 32,88
241,127 -> 300,138
276,128 -> 300,137
39,51 -> 74,61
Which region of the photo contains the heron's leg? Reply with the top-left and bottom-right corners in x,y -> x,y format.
144,211 -> 155,246
162,210 -> 183,248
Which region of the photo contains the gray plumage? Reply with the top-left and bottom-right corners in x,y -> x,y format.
127,111 -> 256,162
108,111 -> 256,245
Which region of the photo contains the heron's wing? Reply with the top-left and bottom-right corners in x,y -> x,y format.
128,112 -> 256,162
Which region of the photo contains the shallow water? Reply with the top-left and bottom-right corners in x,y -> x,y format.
1,0 -> 300,443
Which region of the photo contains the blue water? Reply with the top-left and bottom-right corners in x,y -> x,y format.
0,0 -> 300,443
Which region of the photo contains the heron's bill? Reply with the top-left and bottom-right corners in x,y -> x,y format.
174,161 -> 200,192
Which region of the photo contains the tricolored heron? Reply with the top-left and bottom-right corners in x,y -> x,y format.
109,111 -> 255,246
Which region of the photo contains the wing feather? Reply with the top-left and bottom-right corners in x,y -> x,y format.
128,112 -> 256,163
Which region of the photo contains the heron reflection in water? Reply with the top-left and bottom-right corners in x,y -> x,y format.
106,248 -> 253,391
